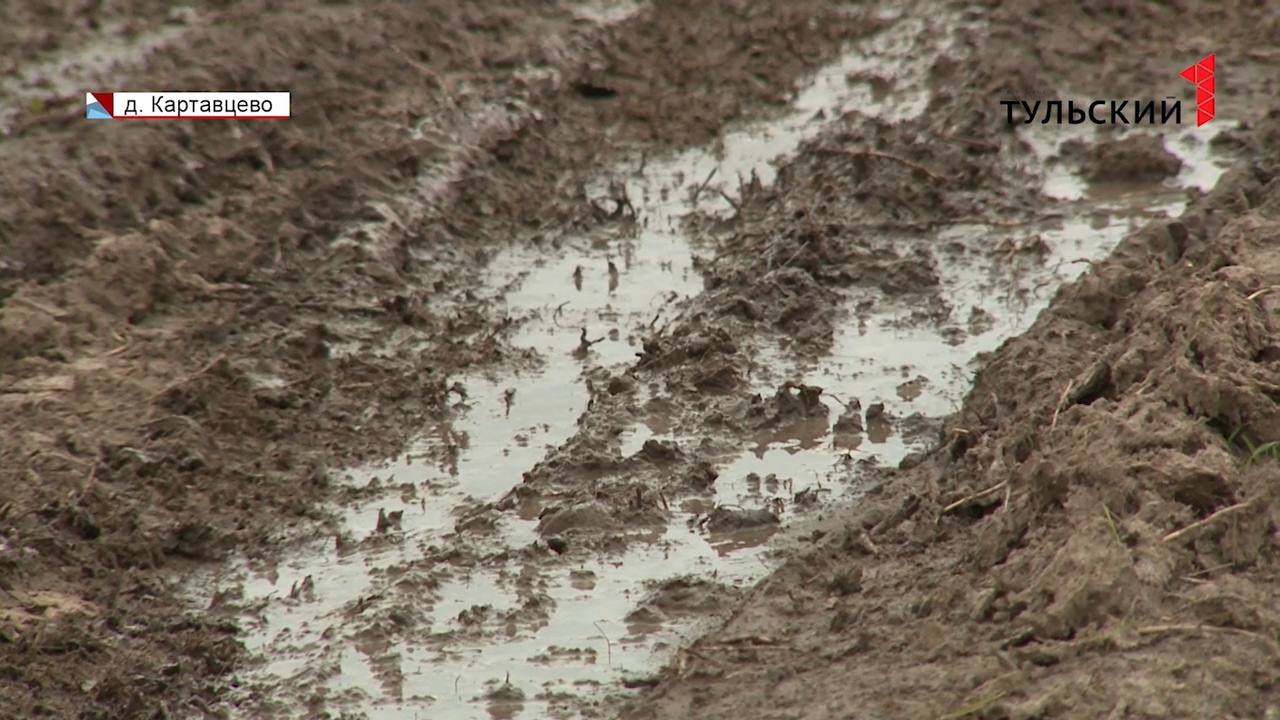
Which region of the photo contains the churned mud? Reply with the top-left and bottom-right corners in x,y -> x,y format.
2,0 -> 1279,718
619,1 -> 1280,719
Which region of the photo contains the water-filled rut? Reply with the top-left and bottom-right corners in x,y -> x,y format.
196,7 -> 1235,718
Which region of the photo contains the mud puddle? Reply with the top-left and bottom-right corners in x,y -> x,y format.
197,12 -> 1234,720
624,124 -> 1233,578
722,123 -> 1236,501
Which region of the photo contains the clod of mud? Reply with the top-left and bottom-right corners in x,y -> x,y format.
704,504 -> 781,533
537,502 -> 614,536
1075,134 -> 1184,183
833,397 -> 865,433
629,576 -> 745,627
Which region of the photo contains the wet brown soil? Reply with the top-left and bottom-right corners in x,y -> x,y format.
0,0 -> 872,717
618,1 -> 1280,719
3,0 -> 1280,717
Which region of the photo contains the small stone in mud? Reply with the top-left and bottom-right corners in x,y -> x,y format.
606,375 -> 635,394
683,460 -> 718,490
705,506 -> 780,533
625,605 -> 665,625
638,438 -> 681,462
546,537 -> 568,555
865,402 -> 886,421
968,306 -> 995,336
375,508 -> 403,533
833,397 -> 864,434
1081,134 -> 1182,183
772,381 -> 826,418
827,567 -> 863,596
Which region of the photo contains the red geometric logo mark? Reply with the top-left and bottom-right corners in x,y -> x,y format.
91,92 -> 114,117
1180,53 -> 1215,127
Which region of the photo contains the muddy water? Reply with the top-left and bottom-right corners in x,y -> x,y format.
202,11 -> 1234,720
791,123 -> 1232,447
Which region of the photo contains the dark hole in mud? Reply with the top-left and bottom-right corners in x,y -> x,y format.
948,428 -> 977,459
1012,434 -> 1035,464
573,81 -> 618,99
952,496 -> 1003,522
1253,345 -> 1280,364
1210,417 -> 1256,453
1172,474 -> 1236,519
1190,341 -> 1209,369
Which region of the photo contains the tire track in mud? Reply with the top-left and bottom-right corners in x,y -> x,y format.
0,0 -> 1263,718
207,4 -> 973,719
205,1 -> 1238,717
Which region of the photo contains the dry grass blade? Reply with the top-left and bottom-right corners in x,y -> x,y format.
1162,500 -> 1255,543
939,691 -> 1008,720
1050,379 -> 1074,430
593,621 -> 612,665
842,148 -> 957,182
943,482 -> 1008,514
1137,624 -> 1267,641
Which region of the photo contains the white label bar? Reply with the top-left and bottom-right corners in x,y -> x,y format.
86,92 -> 290,120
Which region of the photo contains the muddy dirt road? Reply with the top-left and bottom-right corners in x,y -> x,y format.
2,0 -> 1279,718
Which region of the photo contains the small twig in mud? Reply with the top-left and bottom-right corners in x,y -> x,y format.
1246,285 -> 1280,301
1102,504 -> 1126,547
777,239 -> 812,270
942,482 -> 1008,514
1183,563 -> 1236,580
1137,624 -> 1270,641
574,328 -> 604,358
1162,500 -> 1257,543
823,393 -> 851,410
147,354 -> 228,402
83,460 -> 99,497
104,343 -> 131,358
593,622 -> 612,665
692,167 -> 717,206
11,295 -> 71,319
939,692 -> 1008,720
834,148 -> 956,183
455,675 -> 461,699
716,188 -> 741,214
1050,379 -> 1075,430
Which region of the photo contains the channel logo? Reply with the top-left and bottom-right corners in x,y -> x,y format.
1179,54 -> 1214,127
